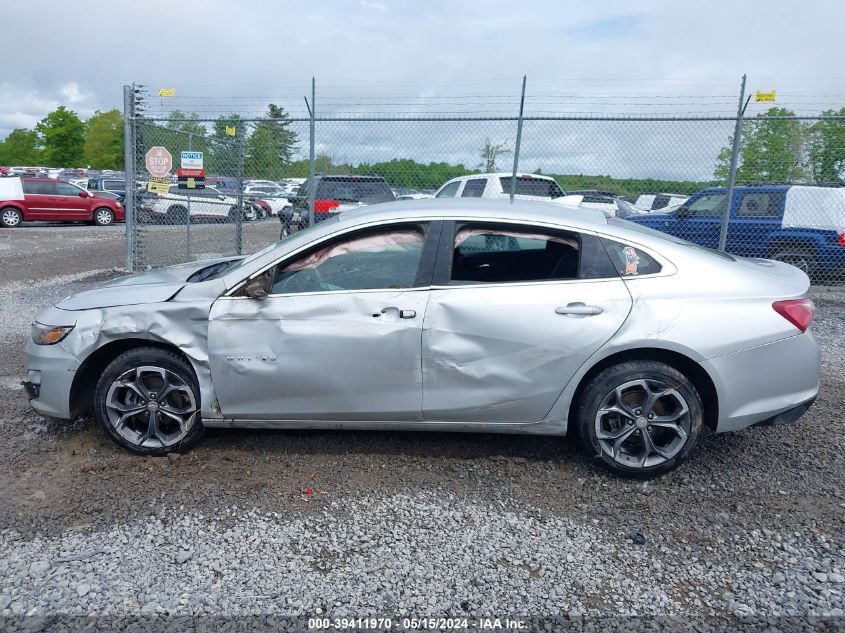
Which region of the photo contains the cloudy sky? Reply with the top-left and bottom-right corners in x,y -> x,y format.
2,0 -> 843,178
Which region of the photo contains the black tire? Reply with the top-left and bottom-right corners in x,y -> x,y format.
165,205 -> 188,225
576,360 -> 703,478
0,206 -> 23,228
94,347 -> 204,455
769,246 -> 819,278
93,207 -> 115,226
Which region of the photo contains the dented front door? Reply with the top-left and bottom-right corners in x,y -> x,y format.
208,289 -> 429,421
421,279 -> 632,423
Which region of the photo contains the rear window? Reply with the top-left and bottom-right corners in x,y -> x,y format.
315,178 -> 395,204
498,177 -> 564,198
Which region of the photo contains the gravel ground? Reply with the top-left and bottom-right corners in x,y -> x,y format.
0,223 -> 844,628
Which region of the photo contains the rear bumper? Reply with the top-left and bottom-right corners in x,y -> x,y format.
702,330 -> 821,433
751,395 -> 816,428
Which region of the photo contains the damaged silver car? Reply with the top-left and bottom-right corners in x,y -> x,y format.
24,199 -> 820,476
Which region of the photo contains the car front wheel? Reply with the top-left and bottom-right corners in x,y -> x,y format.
93,207 -> 115,226
576,360 -> 703,478
94,348 -> 204,455
1,206 -> 23,228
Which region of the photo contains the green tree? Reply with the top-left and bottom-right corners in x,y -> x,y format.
207,115 -> 246,175
354,158 -> 473,189
715,108 -> 806,184
36,106 -> 85,166
0,128 -> 42,165
479,138 -> 510,172
806,107 -> 845,183
83,109 -> 123,170
245,104 -> 298,179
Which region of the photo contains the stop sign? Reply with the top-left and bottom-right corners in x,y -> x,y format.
145,146 -> 173,178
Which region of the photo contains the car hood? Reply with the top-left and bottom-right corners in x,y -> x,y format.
56,257 -> 240,310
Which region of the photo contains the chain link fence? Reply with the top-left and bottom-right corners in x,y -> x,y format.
124,81 -> 845,285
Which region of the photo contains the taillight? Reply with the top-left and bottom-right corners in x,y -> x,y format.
772,298 -> 815,333
314,199 -> 340,213
837,233 -> 845,247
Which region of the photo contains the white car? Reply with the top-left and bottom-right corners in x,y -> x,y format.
435,172 -> 567,202
243,185 -> 291,216
142,186 -> 256,224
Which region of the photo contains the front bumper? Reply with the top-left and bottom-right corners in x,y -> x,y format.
24,338 -> 80,419
702,330 -> 821,433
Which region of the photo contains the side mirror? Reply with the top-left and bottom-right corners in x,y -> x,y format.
675,208 -> 690,220
241,272 -> 272,300
218,194 -> 226,201
79,191 -> 89,198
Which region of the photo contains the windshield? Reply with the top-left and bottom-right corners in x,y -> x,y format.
316,178 -> 395,204
205,215 -> 343,280
607,217 -> 735,261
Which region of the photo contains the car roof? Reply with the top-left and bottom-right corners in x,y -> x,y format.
331,197 -> 608,228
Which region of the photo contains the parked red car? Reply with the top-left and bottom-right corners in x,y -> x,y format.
0,178 -> 124,228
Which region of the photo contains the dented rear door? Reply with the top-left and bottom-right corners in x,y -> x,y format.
421,278 -> 632,423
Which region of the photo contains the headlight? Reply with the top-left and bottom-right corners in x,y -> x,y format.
32,324 -> 74,345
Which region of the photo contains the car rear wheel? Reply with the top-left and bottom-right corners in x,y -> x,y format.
93,207 -> 115,226
1,206 -> 22,228
576,361 -> 703,478
94,348 -> 204,455
770,246 -> 818,277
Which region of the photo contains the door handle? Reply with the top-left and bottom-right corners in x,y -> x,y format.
556,303 -> 603,316
375,307 -> 417,319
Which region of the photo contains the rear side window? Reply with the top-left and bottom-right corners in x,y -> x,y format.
602,239 -> 662,276
498,177 -> 564,198
737,192 -> 783,217
22,180 -> 55,195
436,181 -> 461,198
451,224 -> 580,284
461,178 -> 487,198
315,178 -> 394,204
105,180 -> 125,190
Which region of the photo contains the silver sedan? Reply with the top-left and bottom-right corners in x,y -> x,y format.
24,199 -> 820,476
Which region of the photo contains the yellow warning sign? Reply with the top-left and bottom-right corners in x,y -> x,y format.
158,88 -> 176,97
225,126 -> 237,137
755,90 -> 776,102
147,176 -> 170,195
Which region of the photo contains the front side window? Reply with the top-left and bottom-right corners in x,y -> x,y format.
683,193 -> 725,216
450,224 -> 580,285
22,180 -> 55,195
436,181 -> 461,198
56,182 -> 84,197
270,225 -> 427,294
461,179 -> 487,198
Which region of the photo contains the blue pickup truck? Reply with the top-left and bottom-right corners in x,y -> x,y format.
626,185 -> 845,279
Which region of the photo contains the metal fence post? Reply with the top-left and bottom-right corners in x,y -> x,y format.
122,84 -> 136,271
236,133 -> 244,255
509,75 -> 527,204
718,73 -> 748,252
186,133 -> 192,260
308,77 -> 316,227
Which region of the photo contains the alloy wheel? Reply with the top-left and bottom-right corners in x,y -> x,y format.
594,378 -> 691,469
104,366 -> 197,449
2,208 -> 21,227
96,209 -> 113,225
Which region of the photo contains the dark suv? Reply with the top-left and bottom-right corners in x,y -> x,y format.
283,175 -> 395,236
